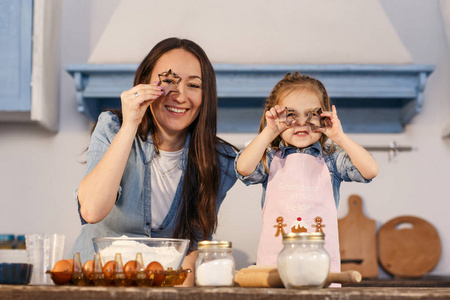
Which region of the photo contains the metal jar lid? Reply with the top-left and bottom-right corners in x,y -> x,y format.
198,240 -> 232,249
282,232 -> 325,241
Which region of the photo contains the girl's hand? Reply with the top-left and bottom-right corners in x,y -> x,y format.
316,105 -> 378,179
314,105 -> 345,144
120,82 -> 164,129
265,105 -> 292,135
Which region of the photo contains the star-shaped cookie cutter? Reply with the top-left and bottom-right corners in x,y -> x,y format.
305,107 -> 331,130
279,107 -> 297,126
158,69 -> 182,96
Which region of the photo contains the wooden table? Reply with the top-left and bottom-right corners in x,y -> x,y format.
1,285 -> 450,300
347,276 -> 450,288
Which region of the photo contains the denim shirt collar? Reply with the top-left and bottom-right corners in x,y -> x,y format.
141,132 -> 190,171
278,141 -> 323,159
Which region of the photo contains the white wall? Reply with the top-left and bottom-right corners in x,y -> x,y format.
0,0 -> 449,278
88,0 -> 412,64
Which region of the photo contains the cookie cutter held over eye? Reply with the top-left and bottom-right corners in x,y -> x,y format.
158,69 -> 182,96
278,108 -> 297,126
305,107 -> 332,130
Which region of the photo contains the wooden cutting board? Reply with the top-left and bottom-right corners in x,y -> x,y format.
338,195 -> 378,278
378,216 -> 441,278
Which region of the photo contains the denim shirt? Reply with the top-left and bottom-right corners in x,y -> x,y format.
71,111 -> 237,262
235,141 -> 371,209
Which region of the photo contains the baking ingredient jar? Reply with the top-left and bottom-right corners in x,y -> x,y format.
0,234 -> 15,249
277,232 -> 330,289
15,235 -> 26,249
195,241 -> 235,287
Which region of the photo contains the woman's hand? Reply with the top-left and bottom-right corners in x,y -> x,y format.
120,82 -> 164,129
314,105 -> 345,144
265,105 -> 292,136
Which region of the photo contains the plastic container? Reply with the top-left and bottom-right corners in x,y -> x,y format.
25,233 -> 65,285
195,240 -> 235,287
277,232 -> 330,289
0,263 -> 33,284
0,249 -> 32,284
48,252 -> 191,287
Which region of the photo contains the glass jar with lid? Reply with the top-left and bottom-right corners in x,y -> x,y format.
0,234 -> 15,249
277,232 -> 330,289
15,235 -> 26,249
195,240 -> 235,287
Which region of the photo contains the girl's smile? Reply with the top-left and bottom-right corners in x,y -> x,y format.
294,130 -> 309,137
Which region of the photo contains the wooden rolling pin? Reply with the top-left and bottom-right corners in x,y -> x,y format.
234,266 -> 362,288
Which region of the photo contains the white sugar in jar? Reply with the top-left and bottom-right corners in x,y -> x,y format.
195,241 -> 235,287
277,232 -> 330,289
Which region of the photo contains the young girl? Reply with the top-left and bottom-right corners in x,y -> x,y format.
235,72 -> 378,274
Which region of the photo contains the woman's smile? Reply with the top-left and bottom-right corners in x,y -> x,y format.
165,105 -> 189,114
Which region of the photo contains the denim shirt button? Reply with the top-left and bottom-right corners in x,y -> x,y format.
146,222 -> 150,226
159,227 -> 163,230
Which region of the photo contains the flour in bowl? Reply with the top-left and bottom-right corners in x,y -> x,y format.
99,240 -> 184,270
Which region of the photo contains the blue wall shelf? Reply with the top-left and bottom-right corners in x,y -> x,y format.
66,64 -> 434,133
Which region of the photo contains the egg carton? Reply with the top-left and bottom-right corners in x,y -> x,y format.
47,252 -> 190,287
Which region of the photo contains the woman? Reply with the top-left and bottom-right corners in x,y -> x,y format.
71,38 -> 238,286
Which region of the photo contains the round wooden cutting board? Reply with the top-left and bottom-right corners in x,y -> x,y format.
378,216 -> 441,278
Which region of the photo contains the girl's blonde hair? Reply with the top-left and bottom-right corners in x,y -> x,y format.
260,72 -> 335,171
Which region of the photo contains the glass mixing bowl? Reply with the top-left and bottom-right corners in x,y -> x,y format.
92,237 -> 189,270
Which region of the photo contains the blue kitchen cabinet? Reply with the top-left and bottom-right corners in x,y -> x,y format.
0,0 -> 33,112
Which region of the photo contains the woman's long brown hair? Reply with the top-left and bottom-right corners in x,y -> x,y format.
110,38 -> 235,247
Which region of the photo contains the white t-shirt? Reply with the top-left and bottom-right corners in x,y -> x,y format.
150,149 -> 183,229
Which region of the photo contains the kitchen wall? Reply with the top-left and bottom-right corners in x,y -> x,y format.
87,0 -> 412,64
0,0 -> 449,277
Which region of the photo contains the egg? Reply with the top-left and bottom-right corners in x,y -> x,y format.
82,260 -> 95,279
51,259 -> 73,285
146,261 -> 163,272
52,259 -> 72,273
123,260 -> 137,279
145,261 -> 164,286
66,258 -> 74,273
102,260 -> 116,280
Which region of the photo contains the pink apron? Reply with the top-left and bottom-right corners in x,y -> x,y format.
256,152 -> 341,275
